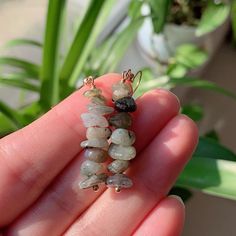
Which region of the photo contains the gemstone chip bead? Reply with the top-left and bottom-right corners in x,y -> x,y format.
114,96 -> 137,112
108,144 -> 136,160
110,128 -> 135,146
107,160 -> 129,174
106,174 -> 133,189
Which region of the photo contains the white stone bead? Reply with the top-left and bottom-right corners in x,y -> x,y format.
81,113 -> 109,127
106,174 -> 133,188
91,95 -> 106,105
86,127 -> 111,139
79,173 -> 107,189
110,128 -> 135,146
83,88 -> 102,98
107,160 -> 129,174
81,139 -> 109,150
87,104 -> 114,115
108,144 -> 136,160
112,82 -> 132,101
80,160 -> 103,176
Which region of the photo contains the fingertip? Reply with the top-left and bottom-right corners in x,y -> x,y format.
177,114 -> 199,151
139,88 -> 181,115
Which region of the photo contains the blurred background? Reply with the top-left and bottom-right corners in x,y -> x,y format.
0,0 -> 236,235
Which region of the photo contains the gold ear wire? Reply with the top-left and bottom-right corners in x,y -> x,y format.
121,69 -> 142,94
132,71 -> 142,94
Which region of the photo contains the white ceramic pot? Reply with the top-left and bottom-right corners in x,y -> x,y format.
137,5 -> 230,74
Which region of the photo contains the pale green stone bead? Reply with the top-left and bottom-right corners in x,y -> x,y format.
80,160 -> 104,176
112,82 -> 132,101
108,144 -> 136,160
87,103 -> 114,115
85,148 -> 108,163
107,160 -> 129,174
79,173 -> 107,189
83,88 -> 102,98
81,139 -> 109,150
81,113 -> 109,127
91,95 -> 106,105
108,112 -> 132,129
110,128 -> 135,146
86,127 -> 112,140
106,174 -> 133,188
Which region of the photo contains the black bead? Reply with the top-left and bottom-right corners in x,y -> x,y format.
114,96 -> 137,112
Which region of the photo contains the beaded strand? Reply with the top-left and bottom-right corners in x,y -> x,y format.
106,70 -> 138,192
79,77 -> 114,191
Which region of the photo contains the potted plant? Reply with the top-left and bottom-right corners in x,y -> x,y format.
137,0 -> 231,69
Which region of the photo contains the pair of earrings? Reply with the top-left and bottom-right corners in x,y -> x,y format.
79,69 -> 141,193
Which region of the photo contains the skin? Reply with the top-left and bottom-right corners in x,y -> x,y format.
0,74 -> 198,236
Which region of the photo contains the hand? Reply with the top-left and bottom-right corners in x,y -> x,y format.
0,74 -> 198,236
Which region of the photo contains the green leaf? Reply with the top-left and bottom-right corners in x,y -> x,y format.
60,0 -> 114,86
231,0 -> 236,44
0,77 -> 39,92
68,0 -> 115,86
204,130 -> 220,142
99,18 -> 144,74
1,38 -> 42,50
196,3 -> 230,36
193,137 -> 236,162
40,0 -> 66,109
166,63 -> 187,78
168,77 -> 236,100
0,101 -> 25,128
0,113 -> 17,137
176,158 -> 236,200
181,104 -> 204,122
148,0 -> 172,33
128,0 -> 143,20
0,57 -> 40,78
175,44 -> 208,69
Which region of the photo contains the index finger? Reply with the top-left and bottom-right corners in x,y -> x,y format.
0,73 -> 121,226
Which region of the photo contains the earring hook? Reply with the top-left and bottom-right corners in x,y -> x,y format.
83,76 -> 96,89
122,69 -> 142,94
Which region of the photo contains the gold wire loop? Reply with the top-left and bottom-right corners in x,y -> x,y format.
122,69 -> 142,94
83,76 -> 96,89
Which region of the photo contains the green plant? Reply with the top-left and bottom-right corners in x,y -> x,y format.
147,0 -> 231,37
0,0 -> 236,201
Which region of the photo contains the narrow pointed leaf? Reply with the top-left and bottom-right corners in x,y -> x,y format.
1,38 -> 42,50
169,77 -> 236,100
60,0 -> 110,85
68,0 -> 115,86
0,57 -> 40,78
0,77 -> 39,92
99,18 -> 144,74
40,0 -> 66,109
0,101 -> 25,128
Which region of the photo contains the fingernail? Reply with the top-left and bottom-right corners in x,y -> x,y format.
169,195 -> 185,208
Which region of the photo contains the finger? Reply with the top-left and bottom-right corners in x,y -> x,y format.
64,115 -> 198,236
134,195 -> 185,236
0,73 -> 122,226
6,90 -> 180,235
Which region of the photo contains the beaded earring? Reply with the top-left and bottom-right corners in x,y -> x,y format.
79,76 -> 114,191
106,69 -> 142,192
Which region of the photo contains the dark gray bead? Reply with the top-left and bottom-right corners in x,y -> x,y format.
114,96 -> 137,112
